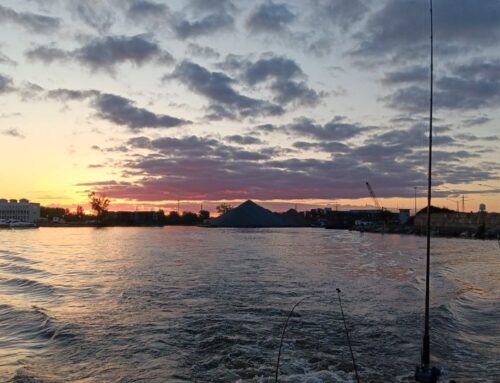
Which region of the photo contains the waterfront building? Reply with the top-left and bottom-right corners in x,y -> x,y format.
0,199 -> 40,223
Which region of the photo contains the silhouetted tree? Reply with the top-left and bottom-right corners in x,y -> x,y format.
181,212 -> 198,225
88,192 -> 110,222
216,203 -> 233,215
198,210 -> 210,221
165,211 -> 181,225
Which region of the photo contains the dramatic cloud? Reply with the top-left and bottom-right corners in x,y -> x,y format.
47,88 -> 189,130
26,35 -> 173,72
25,45 -> 69,64
2,1 -> 499,206
384,60 -> 500,112
270,79 -> 322,106
244,56 -> 303,84
246,2 -> 296,34
353,0 -> 500,62
93,93 -> 190,130
371,124 -> 455,148
169,61 -> 284,119
0,4 -> 60,33
76,35 -> 172,71
80,121 -> 498,202
287,117 -> 364,141
220,55 -> 323,106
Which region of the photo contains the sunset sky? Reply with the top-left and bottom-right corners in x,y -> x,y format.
1,0 -> 499,213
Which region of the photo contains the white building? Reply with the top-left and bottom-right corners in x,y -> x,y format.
0,199 -> 40,223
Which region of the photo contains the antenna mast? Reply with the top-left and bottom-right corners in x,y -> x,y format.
415,0 -> 440,381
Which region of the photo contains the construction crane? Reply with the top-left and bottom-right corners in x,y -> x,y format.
365,182 -> 383,211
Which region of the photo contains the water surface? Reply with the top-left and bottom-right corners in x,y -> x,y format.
0,227 -> 498,382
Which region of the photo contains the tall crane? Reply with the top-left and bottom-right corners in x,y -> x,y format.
365,182 -> 383,211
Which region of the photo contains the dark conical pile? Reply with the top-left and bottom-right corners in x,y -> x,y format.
209,200 -> 306,227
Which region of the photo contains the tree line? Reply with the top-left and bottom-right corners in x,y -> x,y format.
39,192 -> 235,226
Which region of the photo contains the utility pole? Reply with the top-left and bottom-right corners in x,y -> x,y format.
177,200 -> 180,213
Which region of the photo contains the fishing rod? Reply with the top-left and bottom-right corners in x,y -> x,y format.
274,291 -> 360,383
336,288 -> 360,383
274,296 -> 308,383
415,0 -> 441,382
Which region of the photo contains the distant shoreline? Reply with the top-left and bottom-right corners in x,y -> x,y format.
29,223 -> 500,241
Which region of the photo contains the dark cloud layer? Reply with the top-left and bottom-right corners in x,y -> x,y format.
127,0 -> 169,21
218,55 -> 323,107
287,117 -> 364,141
3,0 -> 498,204
169,60 -> 284,119
47,88 -> 189,131
174,13 -> 234,39
354,0 -> 500,62
246,2 -> 296,34
25,45 -> 69,64
385,60 -> 500,112
225,134 -> 262,145
81,119 -> 497,201
0,4 -> 60,33
77,35 -> 171,70
26,35 -> 172,72
93,94 -> 190,130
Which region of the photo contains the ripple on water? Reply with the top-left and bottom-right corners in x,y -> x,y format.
0,228 -> 498,382
0,278 -> 57,297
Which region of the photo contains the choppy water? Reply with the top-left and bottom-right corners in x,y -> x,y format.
0,227 -> 498,382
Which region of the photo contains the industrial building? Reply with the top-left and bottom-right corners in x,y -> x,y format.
0,199 -> 40,223
414,205 -> 500,238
